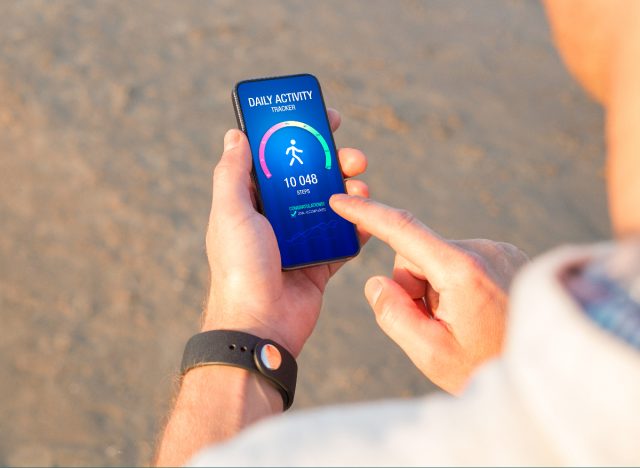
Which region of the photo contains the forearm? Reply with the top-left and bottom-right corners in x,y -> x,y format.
154,365 -> 282,467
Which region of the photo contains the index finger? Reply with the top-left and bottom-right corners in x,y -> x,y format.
329,194 -> 464,289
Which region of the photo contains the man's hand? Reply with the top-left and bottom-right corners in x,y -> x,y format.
204,109 -> 369,357
155,110 -> 368,466
329,195 -> 528,394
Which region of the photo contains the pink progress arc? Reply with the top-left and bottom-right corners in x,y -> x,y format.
258,120 -> 332,179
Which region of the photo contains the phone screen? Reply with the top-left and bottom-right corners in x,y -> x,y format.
234,74 -> 360,269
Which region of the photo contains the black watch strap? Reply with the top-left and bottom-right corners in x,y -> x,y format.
181,330 -> 297,410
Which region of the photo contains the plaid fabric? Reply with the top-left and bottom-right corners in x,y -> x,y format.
564,241 -> 640,351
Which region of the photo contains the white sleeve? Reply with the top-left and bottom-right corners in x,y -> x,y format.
186,361 -> 550,467
188,397 -> 435,467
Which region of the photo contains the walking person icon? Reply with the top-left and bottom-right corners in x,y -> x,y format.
286,139 -> 304,166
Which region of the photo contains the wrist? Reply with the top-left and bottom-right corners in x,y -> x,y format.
180,365 -> 283,424
202,306 -> 300,357
156,365 -> 282,466
181,329 -> 298,411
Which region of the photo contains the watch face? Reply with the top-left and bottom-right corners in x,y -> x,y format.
260,343 -> 282,370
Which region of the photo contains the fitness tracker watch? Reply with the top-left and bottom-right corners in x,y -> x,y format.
181,330 -> 297,410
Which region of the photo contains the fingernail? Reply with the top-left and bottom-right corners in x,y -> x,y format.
365,278 -> 383,305
224,129 -> 240,151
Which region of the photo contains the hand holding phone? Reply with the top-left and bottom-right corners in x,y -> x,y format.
233,74 -> 360,269
203,108 -> 368,356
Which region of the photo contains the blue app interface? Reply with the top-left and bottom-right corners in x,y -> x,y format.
236,74 -> 359,268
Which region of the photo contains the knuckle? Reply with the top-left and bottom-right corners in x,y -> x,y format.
349,195 -> 374,219
356,195 -> 375,207
496,241 -> 516,253
456,251 -> 487,282
212,161 -> 230,181
473,238 -> 501,256
213,159 -> 240,184
392,209 -> 417,231
496,241 -> 530,265
472,238 -> 492,247
486,240 -> 506,258
375,299 -> 399,332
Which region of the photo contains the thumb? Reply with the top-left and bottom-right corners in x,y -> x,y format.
365,276 -> 452,375
211,129 -> 255,219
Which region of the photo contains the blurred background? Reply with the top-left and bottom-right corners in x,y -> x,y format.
0,0 -> 608,466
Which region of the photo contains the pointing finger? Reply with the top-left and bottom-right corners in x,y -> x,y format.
330,195 -> 464,289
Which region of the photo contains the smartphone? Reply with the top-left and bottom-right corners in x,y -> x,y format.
232,74 -> 360,270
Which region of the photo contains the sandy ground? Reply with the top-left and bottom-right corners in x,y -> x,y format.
0,1 -> 608,465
